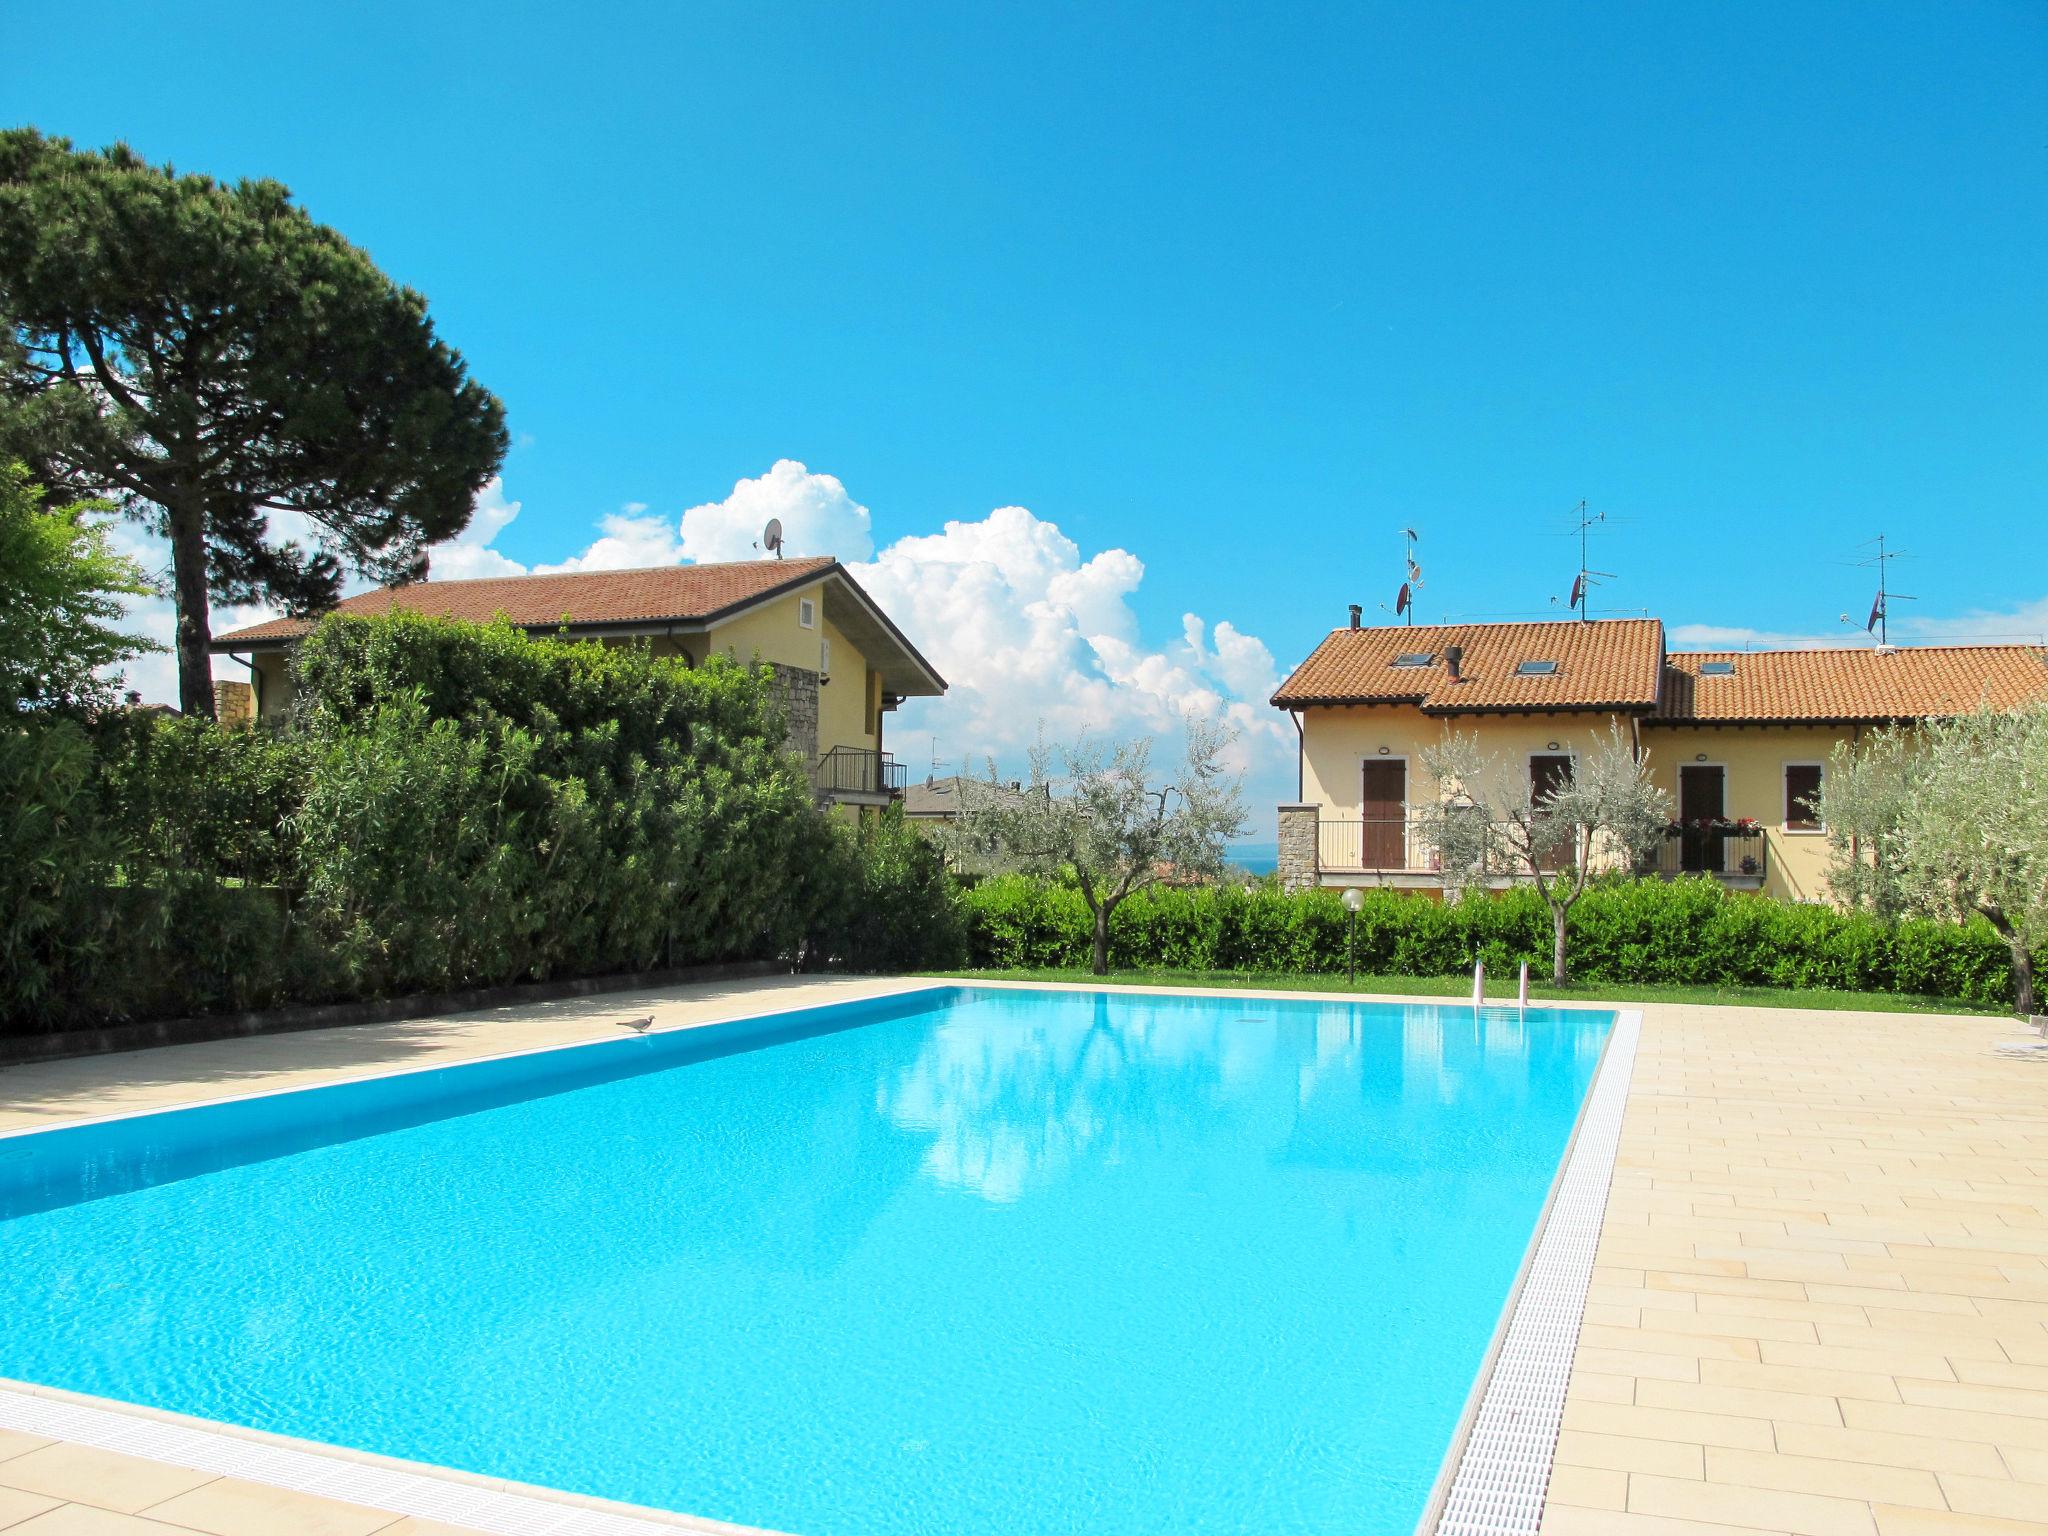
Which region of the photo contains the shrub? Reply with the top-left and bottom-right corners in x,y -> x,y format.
959,875 -> 2014,1003
3,609 -> 941,1034
804,810 -> 968,973
287,614 -> 826,996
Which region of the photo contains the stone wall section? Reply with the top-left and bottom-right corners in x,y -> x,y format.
1277,802 -> 1320,892
768,663 -> 820,764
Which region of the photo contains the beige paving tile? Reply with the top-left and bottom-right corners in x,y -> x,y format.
1703,1448 -> 1945,1509
1635,1379 -> 1846,1428
1543,1504 -> 1794,1536
1554,1431 -> 1705,1479
0,1433 -> 54,1466
137,1479 -> 398,1536
1563,1399 -> 1778,1452
1755,1340 -> 1955,1382
0,1487 -> 63,1529
1998,1447 -> 2048,1483
1843,1399 -> 2048,1453
1628,1472 -> 1878,1536
4,1507 -> 207,1535
0,1446 -> 216,1516
1551,1466 -> 1632,1510
1870,1507 -> 2048,1536
1899,1379 -> 2048,1421
1571,1371 -> 1642,1404
1700,1358 -> 1902,1403
1935,1472 -> 2048,1523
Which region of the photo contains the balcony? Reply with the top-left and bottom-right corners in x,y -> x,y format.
1315,817 -> 1525,886
812,747 -> 905,802
1313,816 -> 1654,887
1638,822 -> 1767,887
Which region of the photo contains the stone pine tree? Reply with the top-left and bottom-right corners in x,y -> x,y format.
1820,708 -> 2047,1019
0,130 -> 507,718
953,721 -> 1247,976
1414,721 -> 1669,985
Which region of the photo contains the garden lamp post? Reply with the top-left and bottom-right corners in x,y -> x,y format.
1342,886 -> 1364,985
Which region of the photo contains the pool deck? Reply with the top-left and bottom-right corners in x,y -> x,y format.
2,976 -> 2045,1536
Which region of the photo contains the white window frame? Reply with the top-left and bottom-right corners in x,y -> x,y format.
798,596 -> 817,629
1782,760 -> 1826,835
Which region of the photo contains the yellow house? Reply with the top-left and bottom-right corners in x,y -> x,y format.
210,556 -> 947,815
1270,612 -> 2048,901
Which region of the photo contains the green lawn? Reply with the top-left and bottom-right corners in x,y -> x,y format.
921,967 -> 2012,1016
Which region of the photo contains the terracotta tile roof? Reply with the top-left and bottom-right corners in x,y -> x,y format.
1655,645 -> 2048,723
212,557 -> 838,647
1271,618 -> 1666,713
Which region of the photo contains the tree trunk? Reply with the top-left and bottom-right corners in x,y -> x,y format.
1982,907 -> 2037,1018
1091,904 -> 1111,977
167,490 -> 216,719
1551,903 -> 1570,986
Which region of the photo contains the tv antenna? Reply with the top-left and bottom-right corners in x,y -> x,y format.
758,517 -> 784,559
1562,501 -> 1615,622
1393,527 -> 1422,626
1842,533 -> 1913,645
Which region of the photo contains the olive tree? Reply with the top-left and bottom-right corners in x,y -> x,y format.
1820,707 -> 2047,1018
952,720 -> 1246,975
1414,721 -> 1669,984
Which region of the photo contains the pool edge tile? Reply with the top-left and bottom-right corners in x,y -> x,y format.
0,1378 -> 786,1536
1421,1008 -> 1644,1536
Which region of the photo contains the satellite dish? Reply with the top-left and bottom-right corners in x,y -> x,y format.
761,518 -> 784,559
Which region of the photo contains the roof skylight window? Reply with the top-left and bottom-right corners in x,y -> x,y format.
1392,652 -> 1434,667
1699,660 -> 1736,676
1515,660 -> 1558,676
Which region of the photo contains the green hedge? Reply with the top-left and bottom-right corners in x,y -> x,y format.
961,875 -> 2015,1004
2,611 -> 964,1035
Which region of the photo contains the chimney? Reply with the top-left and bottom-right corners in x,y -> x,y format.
1444,644 -> 1464,682
1348,604 -> 1362,629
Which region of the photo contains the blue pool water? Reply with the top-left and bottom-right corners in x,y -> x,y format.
0,987 -> 1612,1536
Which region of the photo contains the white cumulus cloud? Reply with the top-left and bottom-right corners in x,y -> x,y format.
677,458 -> 874,563
849,501 -> 1292,803
103,459 -> 1297,835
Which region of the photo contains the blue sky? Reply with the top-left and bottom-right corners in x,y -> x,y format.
9,1 -> 2046,828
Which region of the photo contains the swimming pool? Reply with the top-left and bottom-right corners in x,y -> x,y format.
0,985 -> 1615,1536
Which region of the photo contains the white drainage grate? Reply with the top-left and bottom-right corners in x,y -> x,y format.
1425,1008 -> 1642,1536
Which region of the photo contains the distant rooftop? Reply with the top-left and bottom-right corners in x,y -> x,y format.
212,558 -> 839,646
1656,644 -> 2048,724
1272,615 -> 2048,724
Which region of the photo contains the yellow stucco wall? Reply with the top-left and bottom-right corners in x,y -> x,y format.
1299,704 -> 1637,813
1638,724 -> 1860,901
1296,706 -> 1864,902
706,589 -> 876,757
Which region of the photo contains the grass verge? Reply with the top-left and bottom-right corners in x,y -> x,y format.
921,967 -> 2012,1016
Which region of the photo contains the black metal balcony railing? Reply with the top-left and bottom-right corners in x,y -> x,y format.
1637,823 -> 1768,881
812,747 -> 905,797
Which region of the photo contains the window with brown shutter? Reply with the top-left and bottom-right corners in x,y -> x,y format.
1785,764 -> 1823,831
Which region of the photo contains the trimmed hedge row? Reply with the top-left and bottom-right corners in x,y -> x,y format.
3,611 -> 965,1035
960,875 -> 2015,1004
